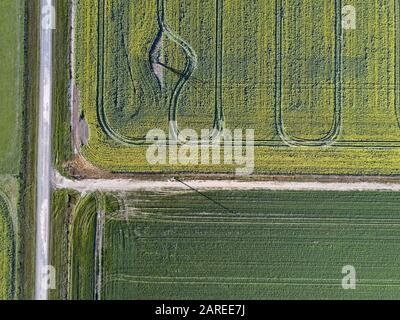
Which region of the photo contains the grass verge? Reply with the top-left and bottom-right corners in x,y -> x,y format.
53,0 -> 73,173
17,0 -> 40,299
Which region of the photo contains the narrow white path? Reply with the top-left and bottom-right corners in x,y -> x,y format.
54,171 -> 400,193
35,0 -> 54,300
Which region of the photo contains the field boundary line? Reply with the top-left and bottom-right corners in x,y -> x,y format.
108,214 -> 400,224
94,192 -> 105,300
107,216 -> 400,227
54,171 -> 400,193
105,274 -> 400,287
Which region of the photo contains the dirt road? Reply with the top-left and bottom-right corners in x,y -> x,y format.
54,171 -> 400,193
35,0 -> 54,300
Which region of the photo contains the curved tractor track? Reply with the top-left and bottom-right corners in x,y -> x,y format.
97,0 -> 224,146
274,0 -> 343,147
68,192 -> 105,300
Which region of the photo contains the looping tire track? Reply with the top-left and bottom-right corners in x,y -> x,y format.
162,0 -> 225,143
97,0 -> 224,146
68,192 -> 105,300
274,0 -> 343,147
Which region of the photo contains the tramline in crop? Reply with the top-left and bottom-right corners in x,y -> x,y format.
74,0 -> 400,174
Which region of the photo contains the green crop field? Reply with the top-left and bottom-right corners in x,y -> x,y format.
0,0 -> 25,299
50,190 -> 119,300
50,190 -> 99,300
51,189 -> 400,299
0,192 -> 15,300
69,192 -> 99,300
69,0 -> 400,175
52,0 -> 400,302
0,0 -> 23,174
49,190 -> 79,300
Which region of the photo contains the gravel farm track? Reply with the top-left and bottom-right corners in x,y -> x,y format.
35,0 -> 53,301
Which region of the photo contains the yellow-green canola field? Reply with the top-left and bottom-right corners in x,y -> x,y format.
74,0 -> 400,174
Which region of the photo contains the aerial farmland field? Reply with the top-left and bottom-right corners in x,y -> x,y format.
0,190 -> 15,300
50,189 -> 400,299
67,0 -> 400,175
44,0 -> 400,303
0,0 -> 25,299
0,0 -> 22,174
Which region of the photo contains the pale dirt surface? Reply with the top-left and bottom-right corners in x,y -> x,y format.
53,170 -> 400,193
150,31 -> 164,88
63,154 -> 112,179
36,0 -> 53,300
60,154 -> 400,183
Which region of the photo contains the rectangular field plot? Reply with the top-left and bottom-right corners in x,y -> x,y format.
98,190 -> 400,299
75,0 -> 400,174
277,0 -> 340,143
340,0 -> 400,143
219,0 -> 276,140
100,0 -> 166,139
98,0 -> 276,140
0,0 -> 22,174
162,0 -> 221,134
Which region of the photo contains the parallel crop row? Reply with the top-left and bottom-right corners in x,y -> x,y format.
102,190 -> 400,299
69,193 -> 98,300
0,193 -> 15,300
